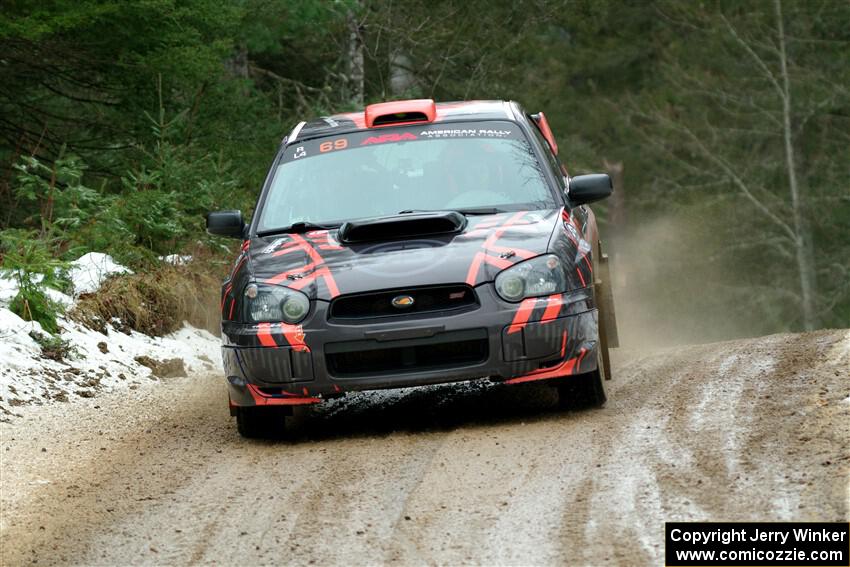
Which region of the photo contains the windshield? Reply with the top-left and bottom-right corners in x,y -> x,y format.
257,120 -> 556,232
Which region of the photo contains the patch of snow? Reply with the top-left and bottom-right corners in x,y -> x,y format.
0,307 -> 44,360
0,274 -> 18,305
690,346 -> 778,476
769,472 -> 798,520
583,414 -> 669,561
45,287 -> 74,308
827,329 -> 850,366
160,254 -> 192,266
67,252 -> 132,296
0,307 -> 221,411
0,253 -> 221,414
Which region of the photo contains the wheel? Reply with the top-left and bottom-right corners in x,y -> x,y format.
235,406 -> 288,439
556,349 -> 607,409
556,239 -> 611,409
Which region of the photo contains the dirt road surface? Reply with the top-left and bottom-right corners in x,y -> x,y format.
2,329 -> 848,566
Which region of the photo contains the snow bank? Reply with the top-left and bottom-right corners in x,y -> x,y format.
0,254 -> 221,414
67,252 -> 132,296
0,309 -> 221,411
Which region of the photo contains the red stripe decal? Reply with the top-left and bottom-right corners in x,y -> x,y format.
575,348 -> 589,373
465,252 -> 486,286
318,267 -> 340,297
504,347 -> 587,385
576,267 -> 586,287
232,256 -> 247,279
483,254 -> 514,270
473,215 -> 507,229
271,242 -> 302,256
507,298 -> 537,333
465,212 -> 528,286
266,234 -> 340,297
280,324 -> 309,352
228,298 -> 236,320
285,267 -> 340,297
244,384 -> 322,406
265,272 -> 290,286
559,331 -> 568,357
220,283 -> 233,313
257,323 -> 277,347
541,294 -> 564,323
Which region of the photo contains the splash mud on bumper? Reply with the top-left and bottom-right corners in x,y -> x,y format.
223,286 -> 599,407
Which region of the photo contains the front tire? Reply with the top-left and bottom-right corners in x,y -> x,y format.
556,244 -> 610,409
235,406 -> 288,439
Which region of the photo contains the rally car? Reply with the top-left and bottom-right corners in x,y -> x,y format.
207,99 -> 618,438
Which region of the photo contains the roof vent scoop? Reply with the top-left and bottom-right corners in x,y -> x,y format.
365,99 -> 437,128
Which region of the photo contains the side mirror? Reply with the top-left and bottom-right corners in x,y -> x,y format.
568,174 -> 613,205
206,210 -> 245,238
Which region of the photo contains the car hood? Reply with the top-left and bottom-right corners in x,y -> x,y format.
247,209 -> 561,300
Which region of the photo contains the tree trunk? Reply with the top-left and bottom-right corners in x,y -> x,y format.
390,52 -> 415,96
775,0 -> 817,330
347,5 -> 365,106
226,45 -> 249,79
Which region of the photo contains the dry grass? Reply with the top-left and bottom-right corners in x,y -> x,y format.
71,248 -> 230,337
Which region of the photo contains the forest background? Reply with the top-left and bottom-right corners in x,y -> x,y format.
1,0 -> 847,344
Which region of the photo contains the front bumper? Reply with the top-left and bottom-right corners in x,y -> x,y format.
223,285 -> 599,407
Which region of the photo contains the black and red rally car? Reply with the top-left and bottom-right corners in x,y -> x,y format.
207,99 -> 618,438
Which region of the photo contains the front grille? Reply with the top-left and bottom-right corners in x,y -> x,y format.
329,285 -> 477,321
325,329 -> 488,378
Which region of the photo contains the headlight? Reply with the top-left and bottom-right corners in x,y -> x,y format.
244,283 -> 310,323
494,254 -> 568,302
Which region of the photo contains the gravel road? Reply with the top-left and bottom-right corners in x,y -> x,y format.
1,329 -> 848,566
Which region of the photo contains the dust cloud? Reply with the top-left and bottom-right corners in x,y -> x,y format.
608,211 -> 765,349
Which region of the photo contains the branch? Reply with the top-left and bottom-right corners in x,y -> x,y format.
713,282 -> 802,303
816,265 -> 850,315
634,107 -> 797,241
719,13 -> 785,101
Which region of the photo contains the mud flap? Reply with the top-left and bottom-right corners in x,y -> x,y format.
595,240 -> 618,381
598,251 -> 619,348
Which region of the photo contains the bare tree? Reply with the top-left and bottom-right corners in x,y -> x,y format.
773,0 -> 816,330
346,2 -> 365,107
631,0 -> 849,330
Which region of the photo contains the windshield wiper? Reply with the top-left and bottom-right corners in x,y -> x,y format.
397,207 -> 505,216
454,207 -> 505,215
257,221 -> 339,237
